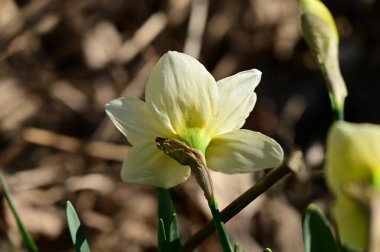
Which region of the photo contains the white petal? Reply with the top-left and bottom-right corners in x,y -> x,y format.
206,129 -> 283,173
122,143 -> 191,188
209,69 -> 261,135
105,97 -> 174,145
145,51 -> 218,134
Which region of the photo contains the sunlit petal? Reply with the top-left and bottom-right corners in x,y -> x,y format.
145,51 -> 218,134
206,129 -> 283,173
210,69 -> 261,135
121,143 -> 191,188
105,97 -> 175,144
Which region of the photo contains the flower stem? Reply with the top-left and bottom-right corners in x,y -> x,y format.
0,172 -> 39,252
157,188 -> 182,252
208,196 -> 233,252
184,158 -> 295,251
332,106 -> 344,121
155,137 -> 233,251
320,62 -> 346,122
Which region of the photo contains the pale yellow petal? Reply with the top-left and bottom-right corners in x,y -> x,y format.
301,0 -> 339,43
105,97 -> 175,145
326,121 -> 380,197
206,129 -> 283,173
122,143 -> 191,188
332,197 -> 368,250
209,69 -> 261,135
145,51 -> 218,134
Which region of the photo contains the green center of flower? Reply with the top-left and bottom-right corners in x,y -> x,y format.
179,127 -> 211,154
373,169 -> 380,191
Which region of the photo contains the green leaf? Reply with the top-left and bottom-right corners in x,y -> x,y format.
157,188 -> 175,235
157,188 -> 182,252
0,172 -> 39,252
169,213 -> 182,250
263,248 -> 272,252
169,214 -> 180,242
66,201 -> 91,252
303,204 -> 337,252
158,218 -> 168,252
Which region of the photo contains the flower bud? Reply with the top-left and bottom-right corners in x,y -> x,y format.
300,0 -> 347,118
326,121 -> 380,249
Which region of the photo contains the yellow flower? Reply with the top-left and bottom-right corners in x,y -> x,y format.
105,51 -> 284,188
326,121 -> 380,250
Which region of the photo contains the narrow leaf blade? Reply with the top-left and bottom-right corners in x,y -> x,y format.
66,201 -> 91,252
157,188 -> 175,234
157,188 -> 182,251
0,172 -> 39,252
169,213 -> 182,250
158,218 -> 168,252
169,214 -> 180,242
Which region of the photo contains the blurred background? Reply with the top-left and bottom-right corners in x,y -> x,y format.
0,0 -> 379,251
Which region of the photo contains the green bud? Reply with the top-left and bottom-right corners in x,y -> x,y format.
300,0 -> 347,120
301,0 -> 339,45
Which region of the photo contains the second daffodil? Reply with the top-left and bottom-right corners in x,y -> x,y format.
105,51 -> 284,188
326,121 -> 380,250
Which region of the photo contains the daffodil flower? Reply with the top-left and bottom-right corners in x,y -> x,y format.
105,51 -> 284,188
326,121 -> 380,250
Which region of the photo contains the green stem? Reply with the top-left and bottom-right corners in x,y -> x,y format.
157,188 -> 176,235
319,50 -> 346,122
0,172 -> 39,252
332,105 -> 344,121
208,197 -> 233,252
184,163 -> 291,251
157,188 -> 182,252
